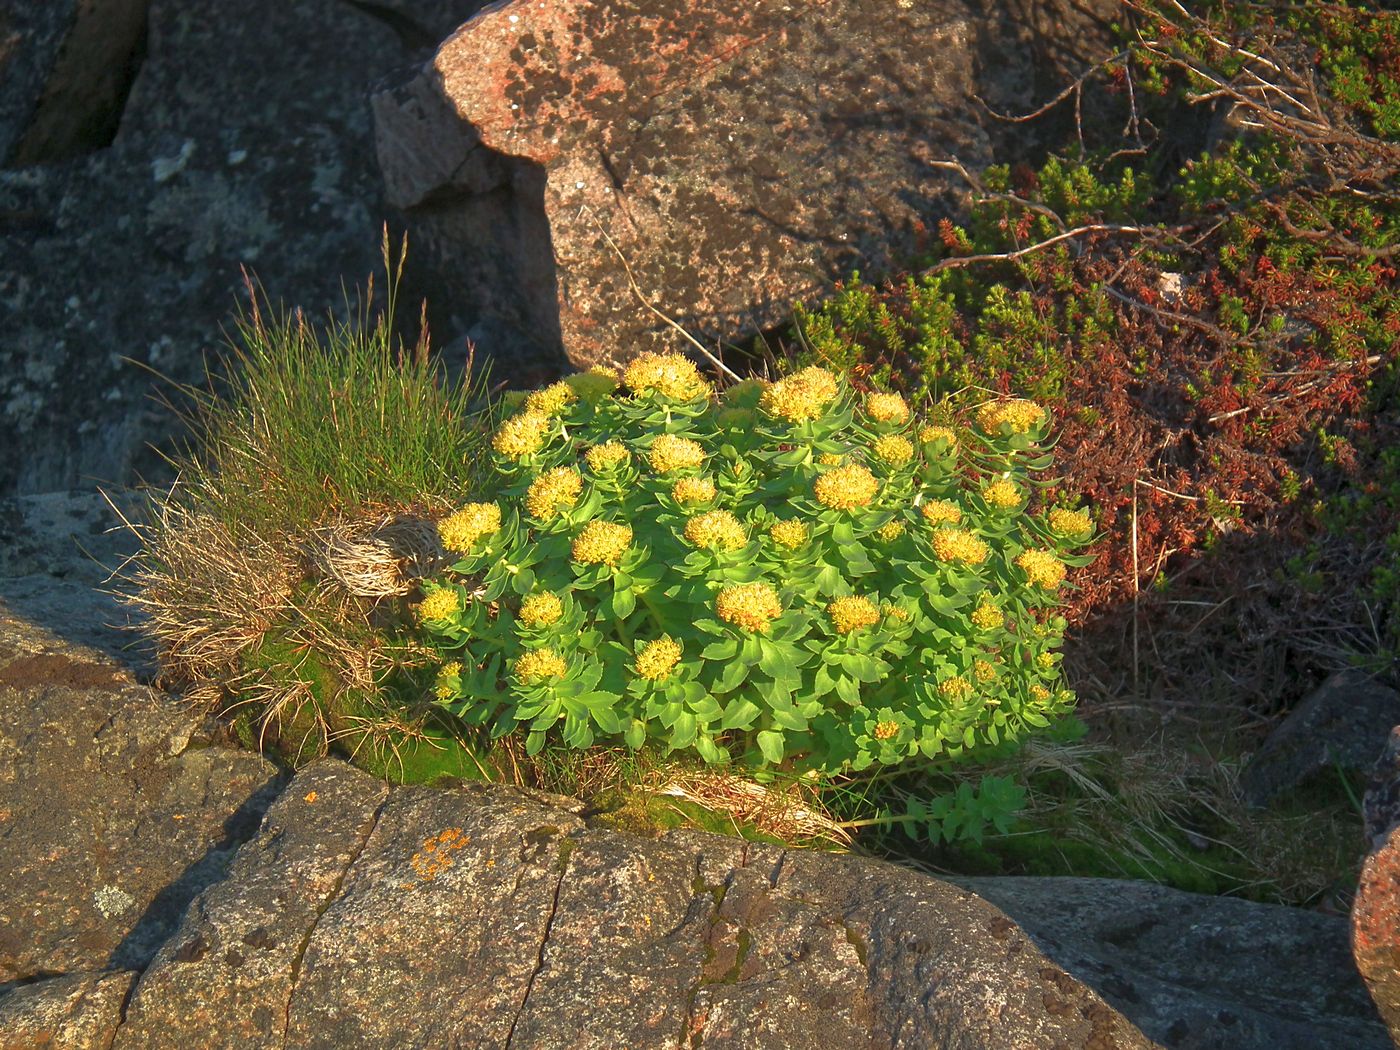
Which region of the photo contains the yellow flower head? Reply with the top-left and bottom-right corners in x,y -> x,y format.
939,676 -> 974,702
1037,651 -> 1059,670
672,476 -> 717,505
974,659 -> 998,684
971,598 -> 1005,631
761,366 -> 841,422
828,595 -> 880,635
1049,507 -> 1093,537
930,528 -> 990,565
571,520 -> 632,566
715,582 -> 782,633
563,367 -> 620,404
817,452 -> 845,467
769,518 -> 809,550
434,661 -> 462,700
873,720 -> 900,741
877,518 -> 907,542
525,467 -> 583,520
919,425 -> 958,449
883,603 -> 911,622
416,588 -> 460,623
1030,684 -> 1052,703
977,399 -> 1047,434
515,647 -> 568,684
920,499 -> 962,527
648,434 -> 705,474
518,592 -> 564,628
866,392 -> 910,425
684,509 -> 747,552
437,502 -> 501,551
623,352 -> 711,401
525,381 -> 577,416
872,434 -> 914,468
493,410 -> 550,458
585,440 -> 629,472
1016,549 -> 1067,589
814,463 -> 879,510
636,637 -> 682,681
983,478 -> 1022,509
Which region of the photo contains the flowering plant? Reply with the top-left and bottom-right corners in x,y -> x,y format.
417,353 -> 1092,774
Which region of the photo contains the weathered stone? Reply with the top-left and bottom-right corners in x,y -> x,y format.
960,876 -> 1392,1050
0,0 -> 490,496
112,759 -> 1156,1050
1240,669 -> 1400,807
0,970 -> 136,1050
1353,725 -> 1400,1040
373,0 -> 1000,372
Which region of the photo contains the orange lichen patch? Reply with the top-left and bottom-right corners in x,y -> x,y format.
303,791 -> 319,804
410,827 -> 471,880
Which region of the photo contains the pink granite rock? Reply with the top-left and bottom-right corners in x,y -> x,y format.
1354,724 -> 1400,1040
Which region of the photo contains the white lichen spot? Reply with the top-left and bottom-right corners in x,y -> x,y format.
94,884 -> 135,919
152,140 -> 196,183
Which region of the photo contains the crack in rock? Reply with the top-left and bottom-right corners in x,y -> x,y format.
501,837 -> 575,1050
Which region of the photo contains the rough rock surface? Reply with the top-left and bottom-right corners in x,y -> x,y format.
1354,725 -> 1400,1040
1240,669 -> 1400,807
960,876 -> 1391,1050
111,759 -> 1156,1050
0,0 -> 492,497
0,970 -> 137,1050
373,0 -> 1022,371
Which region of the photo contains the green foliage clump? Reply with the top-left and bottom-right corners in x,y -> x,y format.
418,354 -> 1092,777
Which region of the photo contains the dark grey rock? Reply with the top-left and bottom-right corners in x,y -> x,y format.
1241,669 -> 1400,807
958,876 -> 1391,1050
0,969 -> 136,1050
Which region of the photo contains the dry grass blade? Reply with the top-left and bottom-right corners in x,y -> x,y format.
655,772 -> 853,847
311,514 -> 446,598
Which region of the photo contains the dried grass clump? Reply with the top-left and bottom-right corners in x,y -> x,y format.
655,772 -> 853,847
310,515 -> 446,598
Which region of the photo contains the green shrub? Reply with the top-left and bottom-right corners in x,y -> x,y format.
417,353 -> 1091,775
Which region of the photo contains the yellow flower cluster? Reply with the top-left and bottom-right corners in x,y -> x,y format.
873,720 -> 900,741
769,519 -> 809,550
1016,549 -> 1066,589
434,661 -> 462,700
672,476 -> 717,504
877,518 -> 906,542
1030,684 -> 1051,703
648,434 -> 705,474
417,588 -> 460,623
919,425 -> 957,448
586,440 -> 629,471
974,659 -> 998,684
971,598 -> 1005,631
872,434 -> 914,467
684,509 -> 746,552
983,478 -> 1021,509
817,452 -> 845,467
519,592 -> 564,628
715,582 -> 782,633
1049,507 -> 1093,536
437,502 -> 501,551
516,647 -> 568,683
866,392 -> 910,424
525,381 -> 577,416
564,367 -> 619,404
939,676 -> 973,702
828,595 -> 880,635
920,499 -> 962,527
623,352 -> 711,401
931,528 -> 990,565
814,463 -> 878,510
571,520 -> 632,566
883,603 -> 910,622
525,467 -> 583,520
761,366 -> 840,422
636,637 -> 682,681
493,410 -> 550,458
977,399 -> 1046,434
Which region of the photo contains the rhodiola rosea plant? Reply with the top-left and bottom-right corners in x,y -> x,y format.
417,353 -> 1092,776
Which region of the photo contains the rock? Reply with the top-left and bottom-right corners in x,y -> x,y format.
373,0 -> 1005,373
959,876 -> 1391,1050
0,0 -> 491,496
0,970 -> 137,1050
1353,725 -> 1400,1040
114,759 -> 1157,1049
1240,670 -> 1400,807
0,607 -> 281,982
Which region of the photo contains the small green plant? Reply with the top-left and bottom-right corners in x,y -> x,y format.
418,354 -> 1092,776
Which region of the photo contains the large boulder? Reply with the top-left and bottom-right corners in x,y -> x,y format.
372,0 -> 1025,372
0,0 -> 490,497
1354,725 -> 1400,1040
